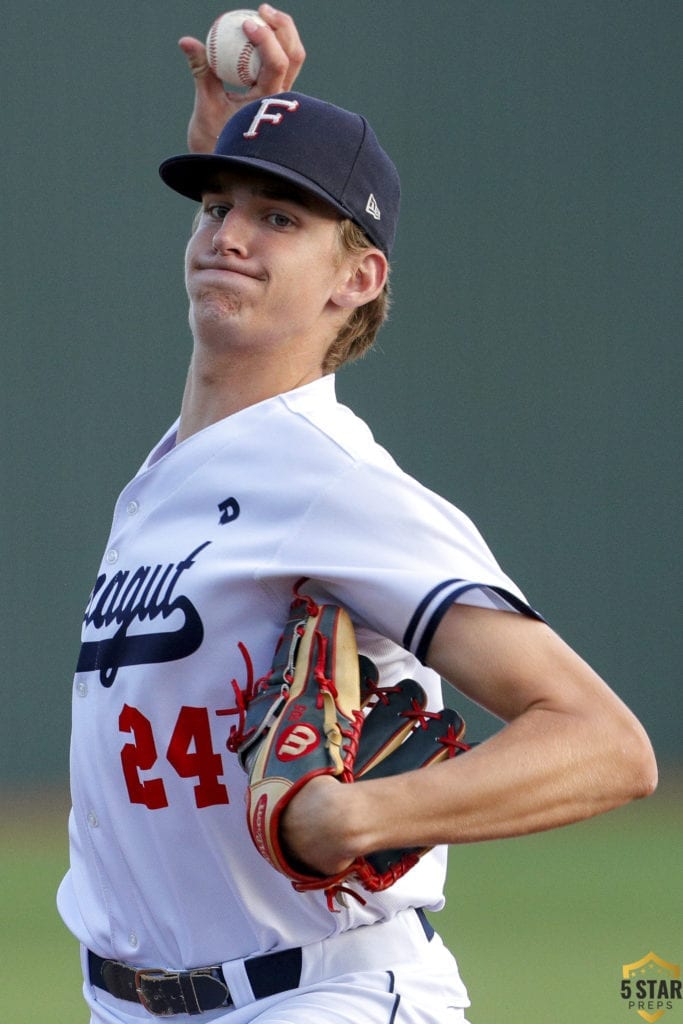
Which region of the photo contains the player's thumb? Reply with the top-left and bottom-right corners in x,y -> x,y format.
178,37 -> 213,81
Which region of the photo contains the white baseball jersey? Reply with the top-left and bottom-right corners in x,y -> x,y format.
58,374 -> 537,971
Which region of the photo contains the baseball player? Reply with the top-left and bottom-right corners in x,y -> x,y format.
58,9 -> 657,1023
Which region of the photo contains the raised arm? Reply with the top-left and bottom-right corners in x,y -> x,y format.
180,5 -> 306,153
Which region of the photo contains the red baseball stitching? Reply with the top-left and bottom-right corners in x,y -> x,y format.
207,21 -> 219,73
237,42 -> 257,85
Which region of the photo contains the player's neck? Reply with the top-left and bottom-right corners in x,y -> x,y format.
176,347 -> 324,443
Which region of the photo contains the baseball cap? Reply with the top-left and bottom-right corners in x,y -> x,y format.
159,92 -> 400,256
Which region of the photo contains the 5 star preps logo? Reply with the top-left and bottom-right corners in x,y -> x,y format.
621,952 -> 681,1022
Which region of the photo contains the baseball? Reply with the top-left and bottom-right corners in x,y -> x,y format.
206,9 -> 266,88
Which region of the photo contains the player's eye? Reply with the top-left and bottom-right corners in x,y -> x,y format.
267,211 -> 295,229
205,203 -> 232,221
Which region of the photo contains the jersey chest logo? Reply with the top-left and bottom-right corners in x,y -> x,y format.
76,541 -> 210,687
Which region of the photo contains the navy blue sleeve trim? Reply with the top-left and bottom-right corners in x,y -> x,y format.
403,579 -> 464,652
404,580 -> 544,665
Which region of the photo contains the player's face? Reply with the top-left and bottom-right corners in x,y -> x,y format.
184,170 -> 353,362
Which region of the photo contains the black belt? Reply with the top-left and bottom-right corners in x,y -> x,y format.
88,909 -> 434,1017
88,945 -> 302,1016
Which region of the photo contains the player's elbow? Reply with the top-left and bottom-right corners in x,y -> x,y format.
610,713 -> 658,803
629,733 -> 658,801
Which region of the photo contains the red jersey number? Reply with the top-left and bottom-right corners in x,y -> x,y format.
119,704 -> 229,809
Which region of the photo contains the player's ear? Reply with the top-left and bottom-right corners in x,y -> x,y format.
332,249 -> 388,310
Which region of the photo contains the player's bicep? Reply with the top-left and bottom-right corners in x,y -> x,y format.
425,602 -> 620,724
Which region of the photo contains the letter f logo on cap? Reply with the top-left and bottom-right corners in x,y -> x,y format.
243,98 -> 301,139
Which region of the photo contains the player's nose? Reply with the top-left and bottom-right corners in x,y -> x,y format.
212,209 -> 250,256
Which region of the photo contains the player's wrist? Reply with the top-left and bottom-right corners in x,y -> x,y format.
280,776 -> 359,876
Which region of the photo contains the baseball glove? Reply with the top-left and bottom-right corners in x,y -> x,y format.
226,589 -> 471,909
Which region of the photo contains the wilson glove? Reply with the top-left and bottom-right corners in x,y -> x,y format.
226,589 -> 471,909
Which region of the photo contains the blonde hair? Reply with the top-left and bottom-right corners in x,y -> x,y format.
322,220 -> 391,374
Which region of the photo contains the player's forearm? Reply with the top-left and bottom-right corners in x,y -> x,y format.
346,701 -> 656,853
281,694 -> 655,879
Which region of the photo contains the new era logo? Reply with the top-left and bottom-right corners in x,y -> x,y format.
366,193 -> 381,220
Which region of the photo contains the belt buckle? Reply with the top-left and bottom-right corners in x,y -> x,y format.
135,967 -> 177,1016
134,965 -> 231,1016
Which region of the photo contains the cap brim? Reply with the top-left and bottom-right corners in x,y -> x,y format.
159,153 -> 351,221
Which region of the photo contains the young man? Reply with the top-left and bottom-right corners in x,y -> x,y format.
59,10 -> 656,1023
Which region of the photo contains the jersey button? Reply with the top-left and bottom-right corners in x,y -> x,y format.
126,500 -> 140,516
105,549 -> 118,564
87,810 -> 99,828
76,681 -> 88,698
129,932 -> 139,950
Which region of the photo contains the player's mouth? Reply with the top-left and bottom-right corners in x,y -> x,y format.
194,259 -> 265,281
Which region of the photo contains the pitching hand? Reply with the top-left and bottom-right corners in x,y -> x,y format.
180,5 -> 306,153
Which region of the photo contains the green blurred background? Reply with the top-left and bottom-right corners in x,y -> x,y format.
1,1 -> 680,1020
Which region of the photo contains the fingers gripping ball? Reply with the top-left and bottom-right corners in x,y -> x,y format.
206,10 -> 266,87
227,594 -> 472,910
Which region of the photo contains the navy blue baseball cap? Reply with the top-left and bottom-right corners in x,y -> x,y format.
159,92 -> 400,256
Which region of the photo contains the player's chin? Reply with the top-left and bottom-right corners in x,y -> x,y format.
189,290 -> 243,324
